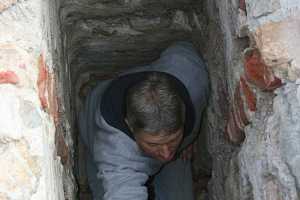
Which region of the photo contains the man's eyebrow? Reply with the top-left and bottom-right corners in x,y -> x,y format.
148,136 -> 179,145
169,137 -> 179,142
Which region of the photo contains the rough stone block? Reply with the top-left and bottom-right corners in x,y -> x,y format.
0,43 -> 37,88
239,0 -> 246,12
254,17 -> 300,81
246,0 -> 280,19
276,82 -> 300,192
171,10 -> 192,31
233,82 -> 300,199
129,16 -> 171,32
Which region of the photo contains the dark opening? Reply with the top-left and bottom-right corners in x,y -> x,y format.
62,1 -> 223,199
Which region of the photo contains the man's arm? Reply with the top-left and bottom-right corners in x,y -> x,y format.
97,165 -> 149,200
92,126 -> 155,200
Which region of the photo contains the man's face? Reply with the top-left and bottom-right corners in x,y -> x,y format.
134,128 -> 184,162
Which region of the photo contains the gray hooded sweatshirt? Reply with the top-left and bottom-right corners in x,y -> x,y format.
79,41 -> 209,200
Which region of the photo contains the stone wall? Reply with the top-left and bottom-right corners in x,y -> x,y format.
206,0 -> 300,199
0,0 -> 75,199
59,0 -> 209,84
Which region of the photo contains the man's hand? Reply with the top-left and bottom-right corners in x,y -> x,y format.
180,143 -> 195,161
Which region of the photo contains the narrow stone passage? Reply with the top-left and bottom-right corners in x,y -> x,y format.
65,1 -> 213,199
1,0 -> 300,200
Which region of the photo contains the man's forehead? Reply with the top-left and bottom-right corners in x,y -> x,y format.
136,128 -> 183,144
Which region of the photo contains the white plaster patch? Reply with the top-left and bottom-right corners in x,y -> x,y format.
0,86 -> 23,141
0,43 -> 39,88
0,0 -> 43,54
31,143 -> 65,200
0,141 -> 39,199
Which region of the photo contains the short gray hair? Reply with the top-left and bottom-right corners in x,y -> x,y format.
125,72 -> 185,135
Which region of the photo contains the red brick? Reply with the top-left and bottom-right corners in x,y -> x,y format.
47,73 -> 59,126
225,109 -> 245,144
239,0 -> 246,12
235,84 -> 249,126
244,49 -> 283,91
240,76 -> 257,111
37,55 -> 60,126
0,70 -> 19,85
37,55 -> 48,109
225,84 -> 249,145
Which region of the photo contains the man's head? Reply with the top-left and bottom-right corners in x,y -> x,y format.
125,72 -> 185,162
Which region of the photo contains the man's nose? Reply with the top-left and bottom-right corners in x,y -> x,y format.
160,145 -> 173,160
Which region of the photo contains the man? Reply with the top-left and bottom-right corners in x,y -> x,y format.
78,41 -> 209,200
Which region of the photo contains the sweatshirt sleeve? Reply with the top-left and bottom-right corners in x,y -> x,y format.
98,165 -> 149,200
92,125 -> 153,200
79,80 -> 161,200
